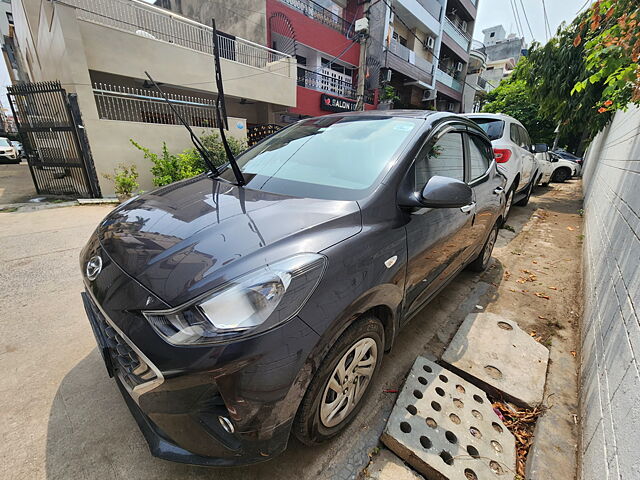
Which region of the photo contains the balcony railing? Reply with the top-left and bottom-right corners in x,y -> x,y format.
297,67 -> 356,99
93,83 -> 218,127
417,0 -> 443,22
444,17 -> 471,51
436,68 -> 463,92
388,38 -> 434,75
279,0 -> 352,36
56,0 -> 291,70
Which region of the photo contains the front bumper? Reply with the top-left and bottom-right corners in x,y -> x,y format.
80,243 -> 320,466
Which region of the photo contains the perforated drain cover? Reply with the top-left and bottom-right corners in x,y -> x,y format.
381,357 -> 516,480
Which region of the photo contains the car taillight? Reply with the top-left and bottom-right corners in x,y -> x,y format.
493,148 -> 512,163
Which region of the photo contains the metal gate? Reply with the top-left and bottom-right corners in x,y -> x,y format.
7,81 -> 101,198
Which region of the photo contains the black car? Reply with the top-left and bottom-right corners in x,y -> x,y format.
80,111 -> 506,466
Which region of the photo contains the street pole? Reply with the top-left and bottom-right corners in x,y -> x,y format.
355,0 -> 370,111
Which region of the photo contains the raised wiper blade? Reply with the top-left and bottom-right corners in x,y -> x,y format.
211,19 -> 246,187
143,71 -> 220,177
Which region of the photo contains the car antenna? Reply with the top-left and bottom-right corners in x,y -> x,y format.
143,71 -> 220,177
211,19 -> 246,186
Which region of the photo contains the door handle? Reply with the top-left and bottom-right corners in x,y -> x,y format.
493,186 -> 504,195
460,202 -> 476,214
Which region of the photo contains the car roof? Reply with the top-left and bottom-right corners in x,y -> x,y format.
463,112 -> 520,122
324,109 -> 440,120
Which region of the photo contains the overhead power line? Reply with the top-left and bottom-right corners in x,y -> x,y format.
510,0 -> 524,38
542,0 -> 552,40
518,0 -> 535,41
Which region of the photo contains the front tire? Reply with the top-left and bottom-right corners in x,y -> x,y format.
468,223 -> 499,272
293,316 -> 384,445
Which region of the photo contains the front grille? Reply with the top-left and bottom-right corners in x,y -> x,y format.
86,295 -> 157,390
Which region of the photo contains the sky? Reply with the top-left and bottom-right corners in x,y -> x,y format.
474,0 -> 594,45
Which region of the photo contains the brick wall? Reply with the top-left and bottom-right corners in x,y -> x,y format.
581,105 -> 640,479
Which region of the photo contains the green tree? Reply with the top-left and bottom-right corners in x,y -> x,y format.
481,77 -> 556,145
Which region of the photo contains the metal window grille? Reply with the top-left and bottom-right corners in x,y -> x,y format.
278,0 -> 352,36
297,67 -> 356,99
93,83 -> 218,128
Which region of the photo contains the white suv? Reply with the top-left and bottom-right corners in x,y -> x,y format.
536,149 -> 578,185
464,113 -> 541,220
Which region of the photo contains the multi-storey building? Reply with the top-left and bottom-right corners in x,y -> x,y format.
158,0 -> 378,121
9,0 -> 296,195
377,0 -> 477,112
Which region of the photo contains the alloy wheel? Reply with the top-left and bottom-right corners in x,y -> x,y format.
482,227 -> 499,267
319,338 -> 378,428
504,190 -> 514,219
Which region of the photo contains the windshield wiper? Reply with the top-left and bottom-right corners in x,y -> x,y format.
211,19 -> 246,187
143,71 -> 220,177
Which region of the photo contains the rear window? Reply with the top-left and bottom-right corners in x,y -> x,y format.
471,119 -> 505,141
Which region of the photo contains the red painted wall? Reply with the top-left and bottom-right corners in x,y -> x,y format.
266,0 -> 362,65
266,0 -> 377,117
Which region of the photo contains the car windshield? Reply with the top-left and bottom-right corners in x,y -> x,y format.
471,119 -> 505,141
219,116 -> 421,200
0,138 -> 11,147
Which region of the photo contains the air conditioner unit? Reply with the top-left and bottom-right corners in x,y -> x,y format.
422,88 -> 437,102
456,62 -> 464,72
423,36 -> 435,50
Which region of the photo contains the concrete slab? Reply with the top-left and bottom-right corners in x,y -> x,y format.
364,449 -> 425,480
382,357 -> 516,480
442,313 -> 550,408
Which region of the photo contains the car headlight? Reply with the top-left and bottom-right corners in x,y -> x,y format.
143,253 -> 326,345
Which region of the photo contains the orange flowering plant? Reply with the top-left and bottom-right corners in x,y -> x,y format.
573,0 -> 640,113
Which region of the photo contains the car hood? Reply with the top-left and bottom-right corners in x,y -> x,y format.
97,176 -> 362,306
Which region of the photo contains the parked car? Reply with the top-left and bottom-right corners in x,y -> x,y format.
551,150 -> 582,176
552,149 -> 582,164
80,111 -> 506,466
11,141 -> 25,158
464,113 -> 542,221
537,149 -> 579,184
0,137 -> 19,163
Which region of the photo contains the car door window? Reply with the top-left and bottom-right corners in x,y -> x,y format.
510,124 -> 520,146
414,132 -> 465,190
468,135 -> 492,181
518,126 -> 531,149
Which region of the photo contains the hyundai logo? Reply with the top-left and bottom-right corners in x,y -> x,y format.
86,255 -> 103,281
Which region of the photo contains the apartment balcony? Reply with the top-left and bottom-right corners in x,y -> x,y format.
386,38 -> 434,87
443,17 -> 471,52
436,68 -> 463,100
395,0 -> 443,35
278,0 -> 352,36
54,0 -> 296,107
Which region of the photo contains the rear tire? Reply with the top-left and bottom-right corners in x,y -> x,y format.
293,316 -> 384,445
552,167 -> 570,183
468,223 -> 499,272
514,180 -> 534,207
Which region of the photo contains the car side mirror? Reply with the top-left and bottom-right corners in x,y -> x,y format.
402,175 -> 473,209
533,144 -> 548,153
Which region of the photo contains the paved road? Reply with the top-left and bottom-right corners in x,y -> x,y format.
0,184 -> 572,480
0,161 -> 36,204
